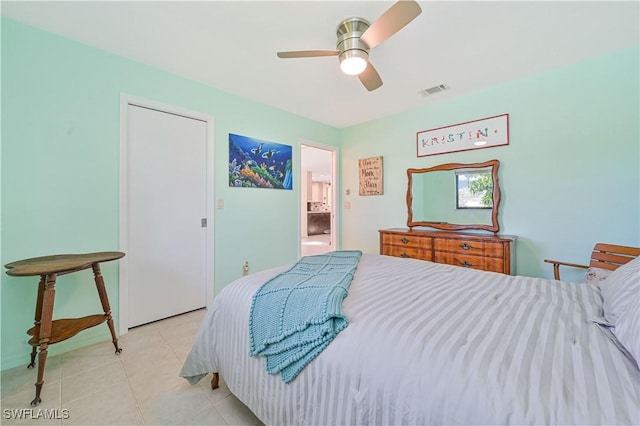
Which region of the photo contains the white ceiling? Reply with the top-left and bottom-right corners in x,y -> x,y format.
2,1 -> 639,129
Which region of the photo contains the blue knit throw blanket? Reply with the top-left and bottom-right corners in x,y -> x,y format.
249,250 -> 362,383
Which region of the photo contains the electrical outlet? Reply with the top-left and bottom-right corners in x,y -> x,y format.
217,198 -> 224,209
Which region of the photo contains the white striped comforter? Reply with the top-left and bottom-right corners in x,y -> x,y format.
180,254 -> 640,425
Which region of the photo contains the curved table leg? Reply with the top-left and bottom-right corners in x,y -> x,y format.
28,347 -> 37,370
28,276 -> 46,369
31,273 -> 57,406
92,263 -> 122,354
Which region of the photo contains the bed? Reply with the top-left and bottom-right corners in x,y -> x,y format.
180,253 -> 639,425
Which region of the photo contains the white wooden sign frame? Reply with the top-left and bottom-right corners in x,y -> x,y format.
417,114 -> 509,157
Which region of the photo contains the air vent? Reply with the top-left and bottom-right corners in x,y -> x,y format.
420,84 -> 449,96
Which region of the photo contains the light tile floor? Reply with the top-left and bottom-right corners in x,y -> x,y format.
301,233 -> 332,257
1,309 -> 263,426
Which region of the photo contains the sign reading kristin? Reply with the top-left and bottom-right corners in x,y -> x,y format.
417,114 -> 509,157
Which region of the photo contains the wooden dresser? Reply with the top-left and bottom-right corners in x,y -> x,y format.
379,228 -> 516,274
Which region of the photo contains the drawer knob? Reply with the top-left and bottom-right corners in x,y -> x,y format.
460,261 -> 472,268
401,238 -> 409,244
459,243 -> 472,250
400,253 -> 410,258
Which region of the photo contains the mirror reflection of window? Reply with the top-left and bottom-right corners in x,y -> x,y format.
455,169 -> 493,209
413,169 -> 492,225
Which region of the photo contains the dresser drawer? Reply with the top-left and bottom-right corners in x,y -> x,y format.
382,245 -> 433,261
434,252 -> 505,273
382,233 -> 433,250
434,238 -> 504,257
380,229 -> 515,274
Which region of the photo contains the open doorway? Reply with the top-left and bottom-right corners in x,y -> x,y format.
300,143 -> 337,257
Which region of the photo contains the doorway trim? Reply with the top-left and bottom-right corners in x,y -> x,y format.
118,94 -> 215,335
299,140 -> 338,256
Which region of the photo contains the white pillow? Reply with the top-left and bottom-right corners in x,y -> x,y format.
598,257 -> 640,325
613,296 -> 639,367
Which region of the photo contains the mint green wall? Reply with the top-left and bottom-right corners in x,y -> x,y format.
1,18 -> 338,370
339,46 -> 640,281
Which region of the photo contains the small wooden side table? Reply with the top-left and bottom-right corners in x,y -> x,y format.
4,251 -> 125,406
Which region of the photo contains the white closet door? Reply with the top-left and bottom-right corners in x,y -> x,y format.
127,105 -> 207,327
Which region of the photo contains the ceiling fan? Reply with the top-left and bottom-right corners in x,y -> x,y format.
276,0 -> 422,92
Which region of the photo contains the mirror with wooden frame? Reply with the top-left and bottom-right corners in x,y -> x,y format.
407,159 -> 501,232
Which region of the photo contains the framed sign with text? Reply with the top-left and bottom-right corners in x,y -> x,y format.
417,114 -> 509,157
358,156 -> 383,196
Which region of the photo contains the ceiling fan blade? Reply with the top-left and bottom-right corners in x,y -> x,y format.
360,0 -> 422,49
358,62 -> 383,91
277,50 -> 339,59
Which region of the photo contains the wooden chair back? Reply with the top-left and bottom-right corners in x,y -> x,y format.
544,243 -> 640,280
588,243 -> 640,271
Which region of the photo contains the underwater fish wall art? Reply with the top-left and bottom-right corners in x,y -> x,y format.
228,133 -> 293,190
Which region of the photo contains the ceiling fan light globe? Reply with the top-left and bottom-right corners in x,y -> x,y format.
339,51 -> 368,75
341,57 -> 367,75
